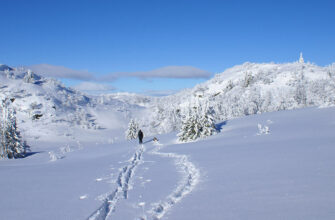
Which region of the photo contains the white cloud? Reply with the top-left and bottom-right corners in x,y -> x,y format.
102,66 -> 211,80
72,82 -> 115,93
28,64 -> 95,80
141,89 -> 179,97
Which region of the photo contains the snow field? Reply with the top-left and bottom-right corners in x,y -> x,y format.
88,144 -> 145,220
99,138 -> 201,220
166,107 -> 335,220
146,142 -> 200,220
0,106 -> 334,220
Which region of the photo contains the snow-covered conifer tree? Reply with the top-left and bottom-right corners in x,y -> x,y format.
0,99 -> 25,159
199,109 -> 217,138
178,109 -> 201,142
178,105 -> 217,142
125,119 -> 139,140
24,69 -> 34,83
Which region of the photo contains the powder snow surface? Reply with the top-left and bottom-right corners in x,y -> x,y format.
0,106 -> 334,220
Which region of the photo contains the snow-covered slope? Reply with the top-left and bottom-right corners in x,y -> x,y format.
98,92 -> 156,108
136,62 -> 335,135
0,106 -> 334,220
0,67 -> 105,141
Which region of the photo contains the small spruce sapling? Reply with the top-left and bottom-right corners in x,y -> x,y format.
125,119 -> 139,140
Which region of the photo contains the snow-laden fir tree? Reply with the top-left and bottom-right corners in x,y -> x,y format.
178,109 -> 202,142
0,99 -> 25,159
178,105 -> 217,142
125,119 -> 139,140
199,109 -> 217,137
24,69 -> 34,83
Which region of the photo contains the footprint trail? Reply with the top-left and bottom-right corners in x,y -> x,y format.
88,144 -> 145,220
142,143 -> 200,220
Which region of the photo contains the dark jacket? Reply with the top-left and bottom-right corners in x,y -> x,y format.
138,130 -> 143,140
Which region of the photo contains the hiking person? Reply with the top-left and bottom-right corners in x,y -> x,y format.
138,129 -> 143,144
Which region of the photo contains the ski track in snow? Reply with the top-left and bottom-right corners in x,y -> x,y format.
88,145 -> 145,220
142,143 -> 200,220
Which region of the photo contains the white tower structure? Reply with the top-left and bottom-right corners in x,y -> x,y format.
299,52 -> 304,63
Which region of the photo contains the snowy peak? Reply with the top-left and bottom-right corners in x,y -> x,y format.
1,67 -> 43,83
0,64 -> 14,71
180,61 -> 331,104
211,61 -> 322,82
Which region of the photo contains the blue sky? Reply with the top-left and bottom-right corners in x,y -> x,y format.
1,0 -> 335,95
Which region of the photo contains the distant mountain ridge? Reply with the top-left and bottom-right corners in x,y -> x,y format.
1,61 -> 335,137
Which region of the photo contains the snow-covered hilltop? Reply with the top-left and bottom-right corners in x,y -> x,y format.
0,64 -> 14,71
0,67 -> 100,139
138,61 -> 335,134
